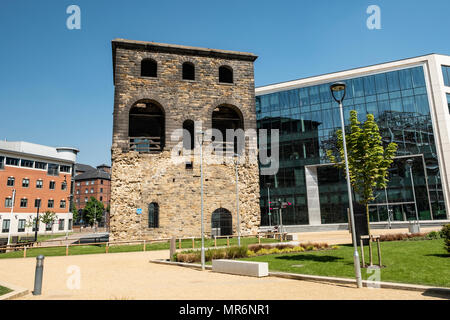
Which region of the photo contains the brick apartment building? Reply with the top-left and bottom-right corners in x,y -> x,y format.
74,164 -> 111,226
0,141 -> 78,237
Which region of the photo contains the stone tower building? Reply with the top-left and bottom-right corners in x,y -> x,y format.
110,39 -> 260,240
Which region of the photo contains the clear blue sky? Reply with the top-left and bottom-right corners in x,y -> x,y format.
1,0 -> 450,166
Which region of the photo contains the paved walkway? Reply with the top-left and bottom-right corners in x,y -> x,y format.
291,227 -> 442,245
0,250 -> 445,300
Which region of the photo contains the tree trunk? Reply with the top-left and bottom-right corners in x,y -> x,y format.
366,202 -> 373,266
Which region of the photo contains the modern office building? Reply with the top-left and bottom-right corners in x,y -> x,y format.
256,54 -> 450,231
0,141 -> 79,237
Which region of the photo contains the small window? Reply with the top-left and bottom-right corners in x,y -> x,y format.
183,119 -> 195,150
58,219 -> 65,231
0,156 -> 4,169
442,65 -> 450,87
85,181 -> 89,186
49,181 -> 55,190
84,197 -> 88,202
185,162 -> 193,170
7,177 -> 15,187
68,219 -> 73,230
35,161 -> 47,170
5,198 -> 12,208
2,219 -> 10,233
90,188 -> 94,194
148,202 -> 159,228
21,159 -> 34,168
35,199 -> 41,208
100,188 -> 103,193
36,180 -> 43,189
76,189 -> 80,195
20,198 -> 28,208
100,196 -> 103,201
6,157 -> 19,166
141,59 -> 157,77
101,180 -> 103,185
47,163 -> 59,176
219,65 -> 233,84
60,165 -> 71,173
48,199 -> 54,208
32,219 -> 39,232
91,181 -> 95,185
18,219 -> 26,232
46,223 -> 52,231
60,200 -> 66,209
62,182 -> 67,190
182,62 -> 195,80
22,178 -> 29,188
447,93 -> 450,113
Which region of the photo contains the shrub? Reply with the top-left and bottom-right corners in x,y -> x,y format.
426,231 -> 441,240
441,224 -> 450,253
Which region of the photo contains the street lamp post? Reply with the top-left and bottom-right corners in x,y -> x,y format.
34,199 -> 41,242
266,183 -> 272,227
197,131 -> 205,271
406,159 -> 419,223
7,189 -> 16,246
234,153 -> 241,247
330,82 -> 363,288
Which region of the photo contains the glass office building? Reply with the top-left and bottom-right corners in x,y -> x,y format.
256,55 -> 450,228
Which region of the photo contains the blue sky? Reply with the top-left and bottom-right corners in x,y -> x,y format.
1,0 -> 450,166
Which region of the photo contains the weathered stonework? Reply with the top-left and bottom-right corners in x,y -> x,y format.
110,39 -> 260,240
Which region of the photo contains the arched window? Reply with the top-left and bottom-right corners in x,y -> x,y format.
219,66 -> 233,83
212,105 -> 243,154
182,62 -> 195,80
129,101 -> 165,152
182,119 -> 195,150
211,208 -> 232,236
141,59 -> 157,77
148,202 -> 159,228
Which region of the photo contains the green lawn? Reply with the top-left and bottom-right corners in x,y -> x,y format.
0,285 -> 12,296
0,237 -> 277,259
241,239 -> 450,287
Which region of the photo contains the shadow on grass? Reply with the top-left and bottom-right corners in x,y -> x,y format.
425,253 -> 450,258
275,254 -> 344,263
422,288 -> 450,300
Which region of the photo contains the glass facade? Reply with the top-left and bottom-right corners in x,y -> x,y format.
256,66 -> 447,226
447,93 -> 450,113
442,65 -> 450,87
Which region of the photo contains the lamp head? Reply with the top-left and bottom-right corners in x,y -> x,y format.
330,82 -> 347,103
266,182 -> 271,188
406,159 -> 414,167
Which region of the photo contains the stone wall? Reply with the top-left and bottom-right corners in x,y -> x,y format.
110,40 -> 260,240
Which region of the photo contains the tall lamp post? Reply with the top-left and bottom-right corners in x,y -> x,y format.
266,183 -> 272,227
330,82 -> 363,288
7,189 -> 16,246
197,131 -> 206,271
406,159 -> 419,223
34,199 -> 41,242
233,153 -> 241,247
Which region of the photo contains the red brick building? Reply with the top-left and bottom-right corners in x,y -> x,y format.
0,141 -> 78,237
74,164 -> 111,226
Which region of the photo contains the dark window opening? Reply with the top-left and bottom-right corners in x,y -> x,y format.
211,208 -> 232,236
185,162 -> 193,170
148,202 -> 159,228
212,105 -> 244,154
182,119 -> 195,150
219,66 -> 233,83
141,59 -> 157,77
129,101 -> 165,153
182,62 -> 195,80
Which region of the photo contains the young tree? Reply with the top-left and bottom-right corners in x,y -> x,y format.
71,201 -> 79,222
326,110 -> 397,236
83,197 -> 104,227
40,211 -> 57,234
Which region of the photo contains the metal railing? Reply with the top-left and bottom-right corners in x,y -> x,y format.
129,137 -> 162,153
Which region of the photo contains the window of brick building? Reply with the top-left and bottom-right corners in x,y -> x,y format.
49,181 -> 55,190
22,178 -> 29,188
219,66 -> 233,84
48,199 -> 54,208
141,58 -> 157,77
5,198 -> 12,208
182,62 -> 195,80
7,177 -> 14,187
20,198 -> 27,208
60,200 -> 66,209
36,180 -> 43,188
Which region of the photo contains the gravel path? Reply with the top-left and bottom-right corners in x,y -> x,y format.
0,250 -> 444,300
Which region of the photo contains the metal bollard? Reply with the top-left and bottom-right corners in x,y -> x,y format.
33,255 -> 45,295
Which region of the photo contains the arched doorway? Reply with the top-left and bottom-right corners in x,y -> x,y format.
211,208 -> 232,236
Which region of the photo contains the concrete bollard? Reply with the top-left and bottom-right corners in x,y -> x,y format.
23,247 -> 27,258
192,237 -> 195,249
170,237 -> 176,261
179,238 -> 181,249
33,255 -> 45,295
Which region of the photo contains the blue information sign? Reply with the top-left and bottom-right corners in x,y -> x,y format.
136,208 -> 142,215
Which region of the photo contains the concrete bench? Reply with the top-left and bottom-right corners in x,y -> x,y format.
212,260 -> 269,278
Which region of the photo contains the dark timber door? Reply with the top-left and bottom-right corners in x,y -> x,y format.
211,208 -> 232,236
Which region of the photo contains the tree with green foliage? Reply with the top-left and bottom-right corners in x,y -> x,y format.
326,110 -> 398,236
71,201 -> 79,222
40,211 -> 57,234
83,197 -> 104,227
